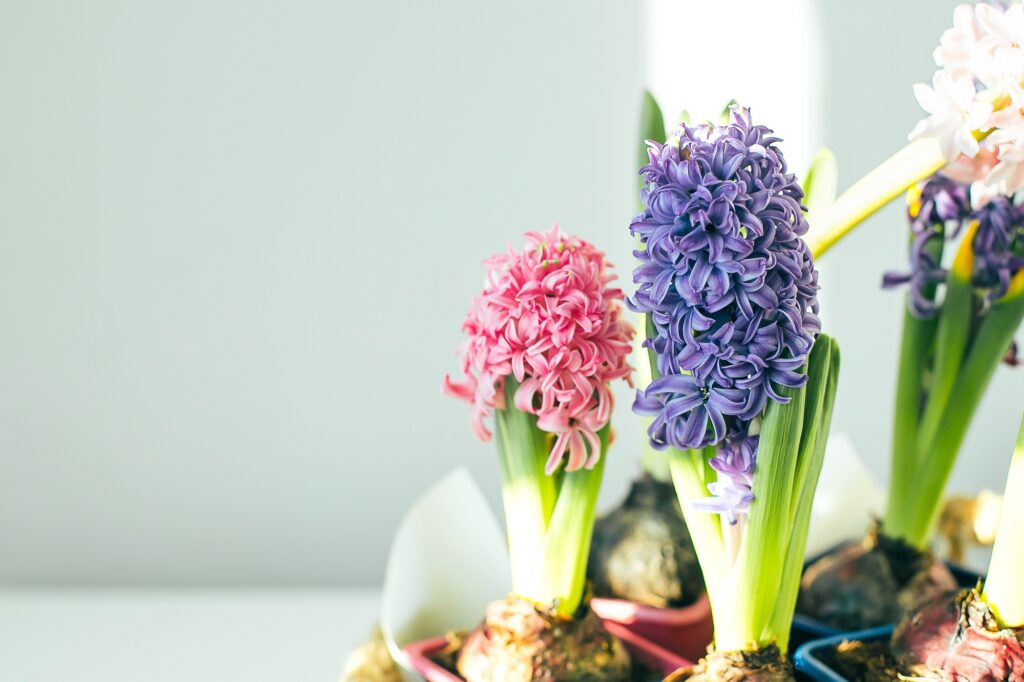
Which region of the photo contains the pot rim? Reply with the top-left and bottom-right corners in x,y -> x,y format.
590,591 -> 711,626
793,624 -> 895,681
402,617 -> 693,680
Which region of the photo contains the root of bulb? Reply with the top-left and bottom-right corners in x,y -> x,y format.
666,644 -> 794,682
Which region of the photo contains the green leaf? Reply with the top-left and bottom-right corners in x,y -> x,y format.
636,312 -> 664,479
727,361 -> 809,652
886,223 -> 944,529
644,312 -> 660,383
637,90 -> 666,212
789,337 -> 836,517
770,336 -> 840,652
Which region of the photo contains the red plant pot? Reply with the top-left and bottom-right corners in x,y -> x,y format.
590,592 -> 713,663
403,620 -> 692,681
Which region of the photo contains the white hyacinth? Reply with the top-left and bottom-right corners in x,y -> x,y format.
912,1 -> 1024,199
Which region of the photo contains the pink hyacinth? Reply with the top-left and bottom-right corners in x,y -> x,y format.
443,226 -> 634,475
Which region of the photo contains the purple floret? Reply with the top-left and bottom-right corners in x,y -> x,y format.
971,197 -> 1024,306
690,435 -> 758,525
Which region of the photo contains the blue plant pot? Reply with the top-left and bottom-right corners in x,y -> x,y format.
789,542 -> 982,648
793,625 -> 894,681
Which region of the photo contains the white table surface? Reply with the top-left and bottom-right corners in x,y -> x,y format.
0,588 -> 380,682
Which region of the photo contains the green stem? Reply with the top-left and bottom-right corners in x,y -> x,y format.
536,425 -> 609,617
889,288 -> 1024,547
494,380 -> 556,599
807,137 -> 945,258
886,304 -> 937,526
886,215 -> 945,528
669,447 -> 726,598
983,412 -> 1024,628
914,246 -> 974,465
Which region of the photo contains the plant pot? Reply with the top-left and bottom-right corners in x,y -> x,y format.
590,593 -> 713,663
790,541 -> 982,648
402,620 -> 692,681
793,625 -> 894,681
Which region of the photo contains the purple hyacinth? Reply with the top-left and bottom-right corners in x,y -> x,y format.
883,175 -> 1023,315
630,107 -> 821,523
882,175 -> 970,317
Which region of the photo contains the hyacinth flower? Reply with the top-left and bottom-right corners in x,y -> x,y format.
888,413 -> 1024,680
629,107 -> 841,679
805,1 -> 1024,259
588,92 -> 706,612
799,173 -> 1024,630
442,226 -> 635,681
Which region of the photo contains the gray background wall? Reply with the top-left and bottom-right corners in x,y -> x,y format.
0,0 -> 1019,586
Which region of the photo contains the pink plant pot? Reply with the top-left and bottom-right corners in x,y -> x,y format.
590,593 -> 713,664
403,619 -> 692,681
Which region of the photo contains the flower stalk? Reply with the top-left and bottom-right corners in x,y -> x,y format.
807,138 -> 945,258
889,210 -> 948,501
912,232 -> 975,457
535,428 -> 608,616
494,379 -> 557,600
444,227 -> 634,618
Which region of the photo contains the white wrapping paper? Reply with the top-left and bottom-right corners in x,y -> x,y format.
806,433 -> 885,557
380,468 -> 510,680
